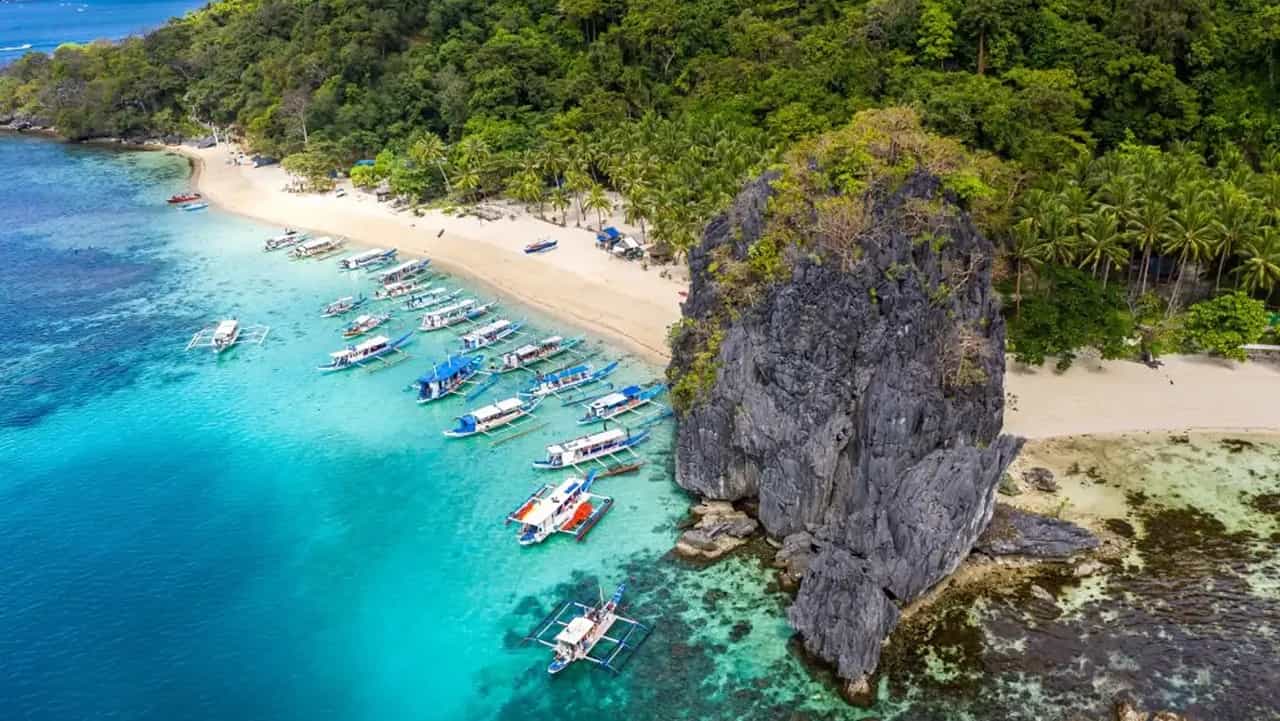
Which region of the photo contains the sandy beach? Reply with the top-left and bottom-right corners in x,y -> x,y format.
174,144 -> 686,362
175,143 -> 1280,438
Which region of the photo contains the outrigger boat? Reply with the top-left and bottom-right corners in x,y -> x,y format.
418,299 -> 495,332
522,583 -> 651,675
443,396 -> 541,439
185,319 -> 270,354
459,319 -> 522,351
264,229 -> 309,251
493,336 -> 581,373
506,470 -> 612,545
167,192 -> 201,204
578,384 -> 667,425
317,331 -> 412,372
342,312 -> 392,339
180,202 -> 209,212
289,236 -> 345,259
533,428 -> 650,471
415,354 -> 486,403
338,247 -> 397,271
374,280 -> 423,300
321,294 -> 368,317
524,238 -> 558,254
403,287 -> 462,311
376,258 -> 431,284
520,361 -> 619,400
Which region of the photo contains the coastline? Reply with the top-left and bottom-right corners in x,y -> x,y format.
171,143 -> 687,364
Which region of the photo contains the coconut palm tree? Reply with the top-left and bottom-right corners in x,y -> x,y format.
564,168 -> 591,227
1077,211 -> 1127,286
1235,227 -> 1280,298
1009,218 -> 1048,314
549,185 -> 570,226
1211,184 -> 1261,292
1163,201 -> 1219,315
409,133 -> 451,194
584,183 -> 613,229
1128,198 -> 1171,295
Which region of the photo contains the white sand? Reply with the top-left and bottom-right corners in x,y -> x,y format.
174,144 -> 1280,438
175,144 -> 686,363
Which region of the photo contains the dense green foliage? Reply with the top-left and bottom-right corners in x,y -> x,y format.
1007,265 -> 1132,369
1180,291 -> 1269,361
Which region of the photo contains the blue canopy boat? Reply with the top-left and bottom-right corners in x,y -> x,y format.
577,383 -> 667,424
416,354 -> 485,403
519,360 -> 619,399
317,331 -> 412,372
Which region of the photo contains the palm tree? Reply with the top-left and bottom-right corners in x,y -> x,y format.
1039,204 -> 1076,266
409,133 -> 451,194
564,168 -> 591,227
1211,184 -> 1261,291
1163,202 -> 1219,315
1009,218 -> 1048,314
1235,227 -> 1280,297
622,181 -> 653,244
584,183 -> 612,229
1129,198 -> 1171,295
549,186 -> 570,226
1077,211 -> 1127,286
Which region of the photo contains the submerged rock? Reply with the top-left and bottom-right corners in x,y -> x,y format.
975,504 -> 1100,558
669,114 -> 1020,683
1023,466 -> 1058,492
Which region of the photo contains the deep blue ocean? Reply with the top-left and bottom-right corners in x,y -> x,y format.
0,0 -> 203,59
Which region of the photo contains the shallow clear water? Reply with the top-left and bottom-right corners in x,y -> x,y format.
0,0 -> 202,59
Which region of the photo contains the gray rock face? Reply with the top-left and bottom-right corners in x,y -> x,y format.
670,171 -> 1022,681
975,504 -> 1100,558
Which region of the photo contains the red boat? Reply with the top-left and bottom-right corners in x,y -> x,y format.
167,192 -> 202,204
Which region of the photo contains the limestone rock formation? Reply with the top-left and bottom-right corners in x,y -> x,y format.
673,500 -> 760,561
670,145 -> 1021,683
975,504 -> 1100,558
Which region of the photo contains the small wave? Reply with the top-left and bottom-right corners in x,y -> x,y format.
1,43 -> 33,52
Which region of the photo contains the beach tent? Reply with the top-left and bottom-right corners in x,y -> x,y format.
596,226 -> 622,249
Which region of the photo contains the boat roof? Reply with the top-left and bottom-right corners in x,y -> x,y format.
381,258 -> 427,275
355,335 -> 389,350
349,247 -> 388,260
352,314 -> 373,324
590,391 -> 628,409
427,299 -> 474,317
419,355 -> 475,383
544,364 -> 588,381
462,319 -> 511,340
300,237 -> 333,249
214,319 -> 238,335
467,397 -> 523,421
556,616 -> 595,644
548,428 -> 626,454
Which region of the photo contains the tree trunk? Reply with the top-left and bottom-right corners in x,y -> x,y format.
437,162 -> 452,194
1015,260 -> 1023,316
977,30 -> 987,75
1102,261 -> 1110,289
1166,254 -> 1188,318
1215,249 -> 1227,292
639,217 -> 647,244
1139,245 -> 1152,295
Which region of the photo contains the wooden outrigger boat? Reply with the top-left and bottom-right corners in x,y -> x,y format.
506,470 -> 612,545
415,354 -> 487,403
317,331 -> 412,372
524,238 -> 558,254
337,247 -> 397,271
264,229 -> 309,251
403,287 -> 462,311
374,280 -> 422,300
376,258 -> 431,284
342,312 -> 392,339
443,396 -> 541,439
167,192 -> 201,204
533,427 -> 650,471
418,298 -> 496,332
519,361 -> 620,400
522,583 -> 652,675
185,319 -> 269,354
289,236 -> 345,260
179,202 -> 209,212
459,319 -> 523,351
493,336 -> 582,373
321,294 -> 368,317
578,384 -> 667,425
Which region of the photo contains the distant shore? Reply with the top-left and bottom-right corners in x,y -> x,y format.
172,143 -> 687,364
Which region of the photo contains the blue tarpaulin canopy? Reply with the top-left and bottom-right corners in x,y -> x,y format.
353,159 -> 376,167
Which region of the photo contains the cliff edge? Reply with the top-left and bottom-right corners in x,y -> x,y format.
668,109 -> 1022,685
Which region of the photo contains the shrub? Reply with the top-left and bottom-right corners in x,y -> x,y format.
1181,292 -> 1268,362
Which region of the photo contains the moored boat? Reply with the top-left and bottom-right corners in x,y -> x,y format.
186,319 -> 270,354
264,229 -> 310,251
180,202 -> 209,211
415,354 -> 485,403
506,470 -> 611,545
494,336 -> 579,373
459,319 -> 521,350
317,331 -> 412,372
521,583 -> 651,675
167,192 -> 201,204
337,247 -> 397,271
418,299 -> 495,331
443,396 -> 540,438
342,312 -> 392,338
519,360 -> 619,399
403,287 -> 461,311
533,427 -> 650,470
321,294 -> 368,317
289,236 -> 345,259
374,280 -> 421,300
578,383 -> 667,425
376,258 -> 431,284
524,238 -> 558,254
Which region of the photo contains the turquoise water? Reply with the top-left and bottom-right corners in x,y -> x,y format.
0,136 -> 707,720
